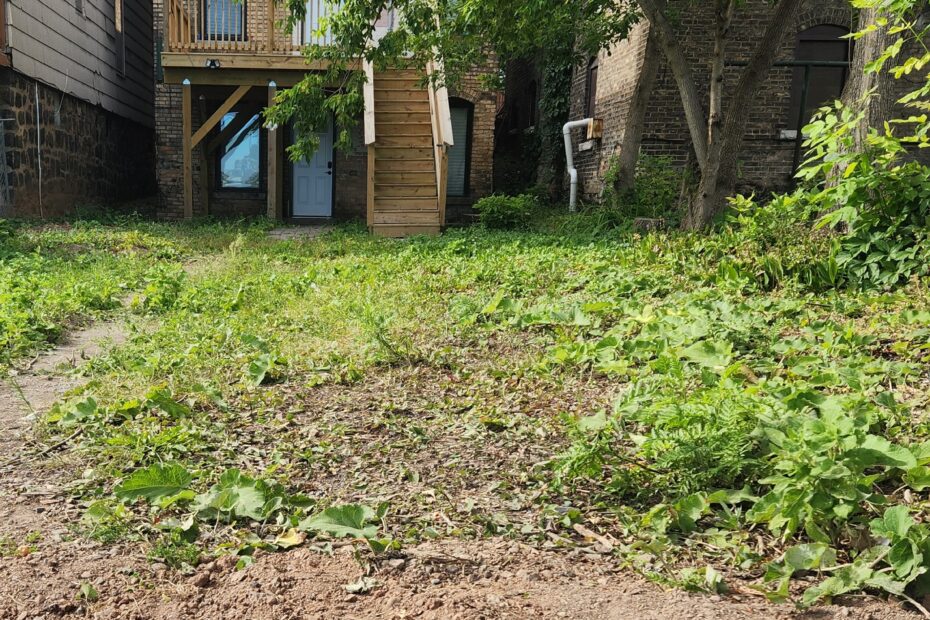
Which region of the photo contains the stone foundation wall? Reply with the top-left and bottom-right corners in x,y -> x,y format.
0,69 -> 155,218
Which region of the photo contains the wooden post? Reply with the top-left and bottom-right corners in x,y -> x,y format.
182,78 -> 193,219
266,81 -> 282,220
197,95 -> 210,216
367,145 -> 375,231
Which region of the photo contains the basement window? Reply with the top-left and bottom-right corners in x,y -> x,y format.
217,112 -> 263,190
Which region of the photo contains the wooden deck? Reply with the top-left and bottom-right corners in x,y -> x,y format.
164,0 -> 451,236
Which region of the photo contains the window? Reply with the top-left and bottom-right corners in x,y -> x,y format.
447,99 -> 474,198
788,25 -> 851,130
217,111 -> 262,190
115,0 -> 126,77
585,57 -> 599,118
203,0 -> 246,40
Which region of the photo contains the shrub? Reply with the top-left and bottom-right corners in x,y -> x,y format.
473,193 -> 539,230
602,155 -> 684,225
798,102 -> 930,289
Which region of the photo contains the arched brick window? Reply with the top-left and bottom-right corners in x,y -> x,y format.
788,24 -> 851,130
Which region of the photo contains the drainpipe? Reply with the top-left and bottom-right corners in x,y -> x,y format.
563,118 -> 592,212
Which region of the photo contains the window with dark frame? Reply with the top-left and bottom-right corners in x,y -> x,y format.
216,111 -> 264,191
788,25 -> 852,131
585,57 -> 599,119
447,98 -> 474,198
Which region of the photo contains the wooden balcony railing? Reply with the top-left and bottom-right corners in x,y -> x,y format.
165,0 -> 337,54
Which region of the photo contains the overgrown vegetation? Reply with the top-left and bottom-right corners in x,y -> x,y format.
473,193 -> 540,229
0,203 -> 924,611
601,154 -> 685,226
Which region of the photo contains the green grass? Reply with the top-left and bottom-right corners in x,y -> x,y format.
5,211 -> 930,606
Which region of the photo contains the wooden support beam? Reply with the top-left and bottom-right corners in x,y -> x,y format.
191,84 -> 251,149
182,79 -> 193,219
204,105 -> 257,154
197,95 -> 211,216
266,81 -> 283,220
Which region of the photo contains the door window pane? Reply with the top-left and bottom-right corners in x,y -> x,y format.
219,112 -> 261,189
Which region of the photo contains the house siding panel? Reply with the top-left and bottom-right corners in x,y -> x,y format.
7,0 -> 154,127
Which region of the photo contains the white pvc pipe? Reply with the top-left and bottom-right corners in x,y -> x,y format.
563,118 -> 592,212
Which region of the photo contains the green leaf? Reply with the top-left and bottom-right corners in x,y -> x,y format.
577,411 -> 608,432
115,463 -> 192,503
298,504 -> 379,539
870,505 -> 914,540
247,353 -> 273,387
681,339 -> 733,370
785,543 -> 836,572
673,493 -> 707,533
905,465 -> 930,491
802,563 -> 874,606
848,435 -> 916,469
79,582 -> 99,602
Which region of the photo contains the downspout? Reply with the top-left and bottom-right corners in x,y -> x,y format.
562,118 -> 592,212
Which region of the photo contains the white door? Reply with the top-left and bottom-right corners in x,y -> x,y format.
292,118 -> 334,218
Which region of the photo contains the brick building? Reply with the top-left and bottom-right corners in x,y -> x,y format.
0,0 -> 155,218
564,1 -> 856,201
153,0 -> 496,232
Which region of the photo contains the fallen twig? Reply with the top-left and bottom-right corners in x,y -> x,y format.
0,428 -> 83,469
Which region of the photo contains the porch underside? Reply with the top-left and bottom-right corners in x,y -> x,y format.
169,65 -> 450,236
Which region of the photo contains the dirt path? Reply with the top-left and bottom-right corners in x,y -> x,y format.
0,323 -> 919,619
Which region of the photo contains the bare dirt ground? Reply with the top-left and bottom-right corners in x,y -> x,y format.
0,324 -> 920,620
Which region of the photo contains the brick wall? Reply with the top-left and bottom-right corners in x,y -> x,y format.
567,0 -> 855,200
0,69 -> 155,218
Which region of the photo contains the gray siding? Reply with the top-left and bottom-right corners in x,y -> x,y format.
7,0 -> 154,127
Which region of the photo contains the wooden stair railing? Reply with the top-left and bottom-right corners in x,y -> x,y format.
426,59 -> 453,228
366,66 -> 445,237
165,0 -> 319,54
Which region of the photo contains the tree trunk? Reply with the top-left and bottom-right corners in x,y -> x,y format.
636,0 -> 709,169
840,7 -> 897,150
708,1 -> 736,149
682,0 -> 806,229
615,28 -> 660,191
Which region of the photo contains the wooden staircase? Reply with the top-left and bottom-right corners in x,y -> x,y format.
364,67 -> 451,237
